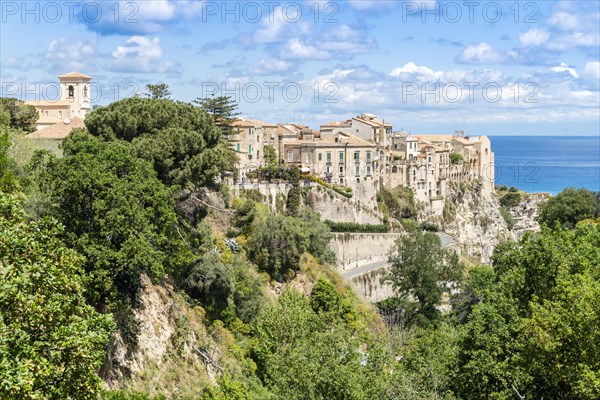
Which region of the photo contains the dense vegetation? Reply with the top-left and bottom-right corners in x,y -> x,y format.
2,96 -> 599,399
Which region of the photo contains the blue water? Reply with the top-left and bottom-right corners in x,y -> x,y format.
490,136 -> 600,195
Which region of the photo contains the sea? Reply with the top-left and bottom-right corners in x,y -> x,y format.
490,136 -> 600,195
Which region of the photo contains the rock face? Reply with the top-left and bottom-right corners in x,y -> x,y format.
507,193 -> 550,238
307,186 -> 383,224
101,276 -> 220,396
435,183 -> 515,264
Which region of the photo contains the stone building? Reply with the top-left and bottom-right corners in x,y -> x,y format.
26,71 -> 92,131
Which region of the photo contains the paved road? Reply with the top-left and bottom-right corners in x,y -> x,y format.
341,232 -> 456,279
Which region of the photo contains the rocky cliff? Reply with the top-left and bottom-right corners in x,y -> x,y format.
432,182 -> 515,264
507,192 -> 550,238
101,275 -> 226,398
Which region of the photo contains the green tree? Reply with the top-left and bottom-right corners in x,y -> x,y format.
263,145 -> 277,168
0,132 -> 19,193
144,83 -> 171,99
182,254 -> 234,322
0,98 -> 38,132
83,98 -> 235,189
382,230 -> 463,326
454,224 -> 600,399
193,96 -> 240,136
35,131 -> 191,307
252,289 -> 389,399
246,208 -> 334,281
0,193 -> 114,399
538,187 -> 598,228
449,153 -> 463,165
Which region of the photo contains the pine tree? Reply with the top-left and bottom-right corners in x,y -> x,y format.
193,95 -> 240,136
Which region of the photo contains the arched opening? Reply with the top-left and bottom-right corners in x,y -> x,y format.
68,85 -> 74,98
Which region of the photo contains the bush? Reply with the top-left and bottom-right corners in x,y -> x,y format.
500,207 -> 516,230
247,208 -> 335,280
324,220 -> 389,233
449,153 -> 464,165
380,186 -> 417,220
500,192 -> 521,208
420,222 -> 439,232
495,184 -> 508,191
508,186 -> 519,192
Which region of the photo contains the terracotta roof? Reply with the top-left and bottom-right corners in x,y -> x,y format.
232,118 -> 277,128
58,71 -> 92,80
26,117 -> 85,139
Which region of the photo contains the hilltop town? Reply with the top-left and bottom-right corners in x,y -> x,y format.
25,72 -> 495,219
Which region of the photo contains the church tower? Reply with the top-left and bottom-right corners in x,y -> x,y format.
58,71 -> 92,119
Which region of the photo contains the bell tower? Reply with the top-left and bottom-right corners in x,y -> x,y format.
58,71 -> 92,119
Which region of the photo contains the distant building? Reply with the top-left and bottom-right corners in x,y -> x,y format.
25,71 -> 92,131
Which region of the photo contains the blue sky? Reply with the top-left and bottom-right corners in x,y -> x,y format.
1,0 -> 599,135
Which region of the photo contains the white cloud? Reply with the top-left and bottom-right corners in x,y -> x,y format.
547,11 -> 582,31
390,62 -> 444,81
519,28 -> 550,47
110,36 -> 178,73
44,37 -> 97,72
584,61 -> 600,80
250,58 -> 293,75
545,32 -> 600,51
280,39 -> 329,60
550,63 -> 578,78
252,7 -> 309,44
455,43 -> 507,64
82,0 -> 204,34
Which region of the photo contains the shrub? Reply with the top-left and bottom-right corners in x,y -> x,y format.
324,220 -> 389,233
500,207 -> 516,230
420,222 -> 439,232
450,153 -> 464,165
500,192 -> 521,208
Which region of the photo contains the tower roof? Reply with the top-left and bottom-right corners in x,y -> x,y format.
58,71 -> 92,80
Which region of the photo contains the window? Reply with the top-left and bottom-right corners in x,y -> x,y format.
355,165 -> 360,176
257,135 -> 260,142
83,86 -> 88,98
236,143 -> 240,152
248,145 -> 253,155
249,128 -> 254,135
306,152 -> 312,163
318,153 -> 322,161
339,152 -> 344,161
394,143 -> 398,149
59,110 -> 63,118
366,151 -> 371,162
287,151 -> 293,162
68,85 -> 74,98
339,166 -> 344,174
354,152 -> 360,162
367,166 -> 371,175
326,152 -> 332,163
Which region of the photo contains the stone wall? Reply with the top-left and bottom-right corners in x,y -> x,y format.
330,232 -> 399,271
348,268 -> 394,303
308,187 -> 383,224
